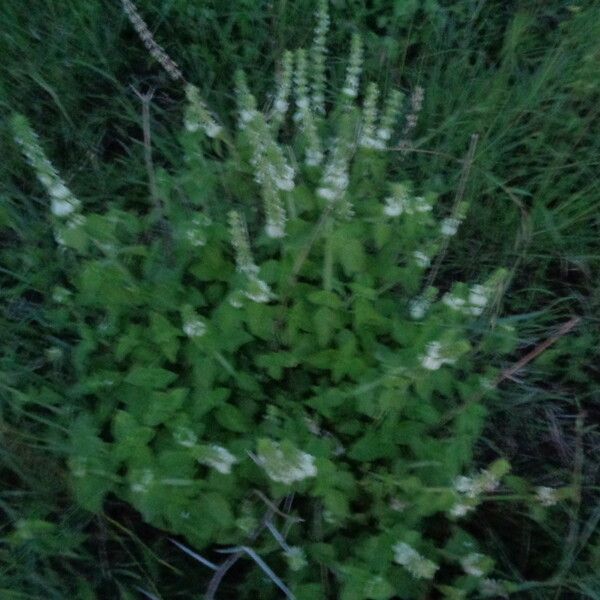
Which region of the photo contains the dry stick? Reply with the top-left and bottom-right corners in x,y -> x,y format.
132,87 -> 161,215
492,316 -> 581,386
441,316 -> 582,428
425,132 -> 479,290
121,0 -> 185,82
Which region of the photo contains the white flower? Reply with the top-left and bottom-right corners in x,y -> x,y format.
275,98 -> 288,113
49,182 -> 70,200
442,293 -> 466,311
51,196 -> 79,217
284,546 -> 307,571
183,319 -> 206,338
420,341 -> 455,370
469,285 -> 488,310
413,250 -> 430,268
52,286 -> 71,303
197,445 -> 238,474
317,187 -> 338,201
414,196 -> 432,212
240,108 -> 258,124
383,196 -> 404,217
265,221 -> 286,238
461,553 -> 486,577
409,297 -> 430,320
454,475 -> 476,495
256,439 -> 317,485
131,469 -> 154,494
376,127 -> 392,141
204,122 -> 222,138
449,502 -> 474,518
535,486 -> 559,507
440,217 -> 460,236
305,148 -> 323,166
393,542 -> 439,580
173,427 -> 197,448
244,276 -> 273,303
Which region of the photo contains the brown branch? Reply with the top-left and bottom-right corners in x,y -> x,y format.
493,316 -> 581,386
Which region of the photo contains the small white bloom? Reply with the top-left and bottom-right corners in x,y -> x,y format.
173,427 -> 197,448
197,445 -> 238,474
420,341 -> 455,370
256,439 -> 317,485
183,319 -> 207,338
317,187 -> 338,201
393,542 -> 439,580
51,197 -> 79,217
413,250 -> 430,268
409,297 -> 429,320
49,182 -> 70,200
414,196 -> 432,212
204,122 -> 222,138
461,553 -> 486,577
275,98 -> 288,113
383,196 -> 404,217
535,486 -> 559,507
376,127 -> 392,141
131,469 -> 154,494
284,546 -> 307,571
244,276 -> 273,303
450,502 -> 474,518
442,293 -> 466,311
440,217 -> 460,236
265,221 -> 286,238
305,149 -> 323,166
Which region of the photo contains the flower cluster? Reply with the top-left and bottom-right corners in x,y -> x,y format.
310,0 -> 329,114
392,542 -> 439,580
255,439 -> 317,485
420,341 -> 456,370
398,85 -> 424,152
228,211 -> 274,303
359,82 -> 381,149
196,445 -> 238,474
184,84 -> 222,138
11,115 -> 81,220
449,466 -> 505,517
235,71 -> 295,237
382,184 -> 433,217
270,50 -> 294,125
342,33 -> 363,99
443,283 -> 491,316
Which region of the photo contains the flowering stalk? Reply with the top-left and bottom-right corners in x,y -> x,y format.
398,85 -> 424,153
121,0 -> 184,82
293,49 -> 310,122
11,114 -> 81,219
359,82 -> 381,149
341,33 -> 363,101
310,0 -> 329,115
184,84 -> 222,138
270,50 -> 294,128
228,210 -> 258,275
236,70 -> 295,237
377,89 -> 404,146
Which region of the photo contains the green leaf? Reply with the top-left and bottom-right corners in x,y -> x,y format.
143,388 -> 188,426
150,313 -> 180,362
215,404 -> 251,432
124,366 -> 178,389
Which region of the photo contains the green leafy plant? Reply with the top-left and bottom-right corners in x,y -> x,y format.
10,2 -> 574,598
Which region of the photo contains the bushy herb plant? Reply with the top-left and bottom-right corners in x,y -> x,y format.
10,2 -> 569,598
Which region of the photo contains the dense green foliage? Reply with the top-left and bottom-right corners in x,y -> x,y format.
1,1 -> 599,599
